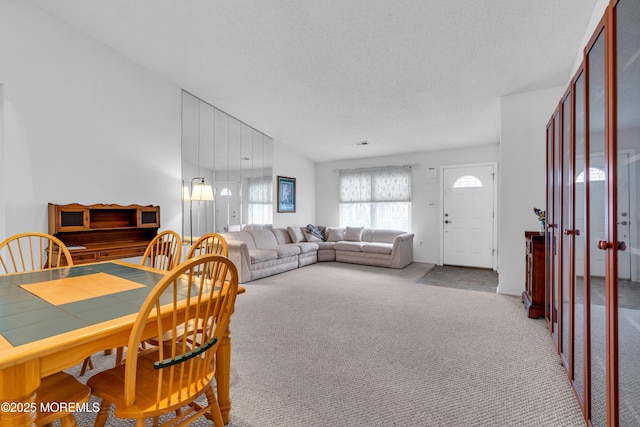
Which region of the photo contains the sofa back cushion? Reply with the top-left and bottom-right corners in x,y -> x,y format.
326,227 -> 345,242
248,229 -> 279,249
287,226 -> 306,243
220,231 -> 257,250
365,229 -> 406,244
271,228 -> 293,245
345,226 -> 364,242
303,231 -> 322,242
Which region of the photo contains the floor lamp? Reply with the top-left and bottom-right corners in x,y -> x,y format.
190,177 -> 214,244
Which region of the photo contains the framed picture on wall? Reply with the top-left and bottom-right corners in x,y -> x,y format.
277,176 -> 296,213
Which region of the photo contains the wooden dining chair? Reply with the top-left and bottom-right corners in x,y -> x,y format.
140,229 -> 182,271
0,232 -> 91,426
34,372 -> 91,427
0,231 -> 73,274
87,254 -> 239,427
101,229 -> 183,372
186,233 -> 228,259
142,233 -> 230,350
186,233 -> 228,283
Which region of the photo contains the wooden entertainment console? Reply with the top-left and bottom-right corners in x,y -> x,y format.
48,203 -> 160,265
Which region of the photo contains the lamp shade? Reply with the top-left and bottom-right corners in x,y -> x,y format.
191,183 -> 214,201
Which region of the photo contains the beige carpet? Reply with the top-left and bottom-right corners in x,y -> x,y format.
69,261 -> 584,426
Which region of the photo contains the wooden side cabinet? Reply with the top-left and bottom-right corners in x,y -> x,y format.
48,203 -> 160,265
522,231 -> 545,319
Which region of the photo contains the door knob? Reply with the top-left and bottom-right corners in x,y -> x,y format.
598,240 -> 627,251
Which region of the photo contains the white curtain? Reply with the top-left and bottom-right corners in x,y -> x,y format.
339,166 -> 411,229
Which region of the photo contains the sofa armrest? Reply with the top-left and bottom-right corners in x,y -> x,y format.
225,240 -> 252,283
390,233 -> 415,268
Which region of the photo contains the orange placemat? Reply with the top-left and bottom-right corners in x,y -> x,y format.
20,272 -> 146,306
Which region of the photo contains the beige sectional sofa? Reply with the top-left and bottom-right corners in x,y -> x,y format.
220,226 -> 414,283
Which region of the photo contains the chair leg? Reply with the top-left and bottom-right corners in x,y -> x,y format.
205,387 -> 224,427
79,356 -> 94,376
115,346 -> 124,366
60,414 -> 78,427
94,400 -> 110,427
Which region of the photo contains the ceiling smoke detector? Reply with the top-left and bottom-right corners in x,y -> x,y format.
354,140 -> 369,146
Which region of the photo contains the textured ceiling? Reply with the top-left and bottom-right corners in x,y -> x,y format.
32,0 -> 598,162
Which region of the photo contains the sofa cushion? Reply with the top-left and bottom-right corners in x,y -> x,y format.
287,226 -> 306,243
345,226 -> 364,242
334,241 -> 363,252
316,241 -> 335,250
273,245 -> 301,258
366,229 -> 405,244
303,231 -> 322,242
292,242 -> 320,253
361,242 -> 393,255
249,249 -> 279,263
271,228 -> 292,245
248,229 -> 279,249
326,227 -> 345,242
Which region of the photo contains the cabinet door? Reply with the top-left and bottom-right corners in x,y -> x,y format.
545,121 -> 554,325
572,69 -> 586,403
546,109 -> 561,344
560,91 -> 572,367
613,1 -> 640,424
138,207 -> 160,228
56,207 -> 89,232
586,26 -> 607,427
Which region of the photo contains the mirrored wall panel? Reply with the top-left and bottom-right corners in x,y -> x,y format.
181,91 -> 273,242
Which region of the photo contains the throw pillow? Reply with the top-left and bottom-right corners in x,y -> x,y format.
287,226 -> 305,243
306,224 -> 326,241
344,226 -> 364,242
326,227 -> 345,242
303,231 -> 322,242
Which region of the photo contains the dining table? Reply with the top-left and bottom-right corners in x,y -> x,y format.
0,260 -> 242,426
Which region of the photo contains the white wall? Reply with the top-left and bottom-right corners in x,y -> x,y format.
0,1 -> 182,238
498,86 -> 564,295
316,144 -> 500,264
272,139 -> 316,228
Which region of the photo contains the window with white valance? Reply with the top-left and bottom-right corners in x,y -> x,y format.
339,166 -> 411,230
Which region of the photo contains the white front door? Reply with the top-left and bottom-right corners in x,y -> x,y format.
442,164 -> 495,268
